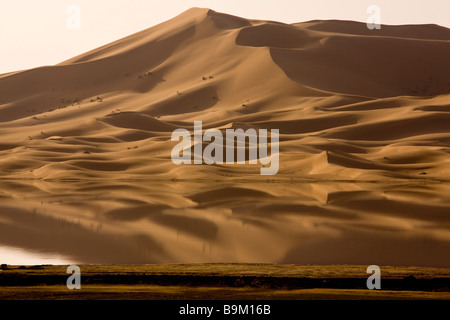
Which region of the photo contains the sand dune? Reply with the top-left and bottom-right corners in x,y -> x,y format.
0,8 -> 449,266
0,7 -> 449,181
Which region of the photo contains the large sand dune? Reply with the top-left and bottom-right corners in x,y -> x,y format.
0,8 -> 449,266
1,7 -> 449,181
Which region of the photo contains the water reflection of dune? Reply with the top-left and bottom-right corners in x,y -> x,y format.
0,180 -> 449,266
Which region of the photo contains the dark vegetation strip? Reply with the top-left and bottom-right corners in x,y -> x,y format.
1,273 -> 449,291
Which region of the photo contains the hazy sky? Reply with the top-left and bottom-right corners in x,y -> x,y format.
1,0 -> 449,74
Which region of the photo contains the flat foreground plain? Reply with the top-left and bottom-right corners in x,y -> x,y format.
0,264 -> 449,300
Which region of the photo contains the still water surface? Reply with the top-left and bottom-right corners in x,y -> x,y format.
0,180 -> 449,267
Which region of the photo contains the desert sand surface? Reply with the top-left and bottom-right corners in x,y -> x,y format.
0,8 -> 449,268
